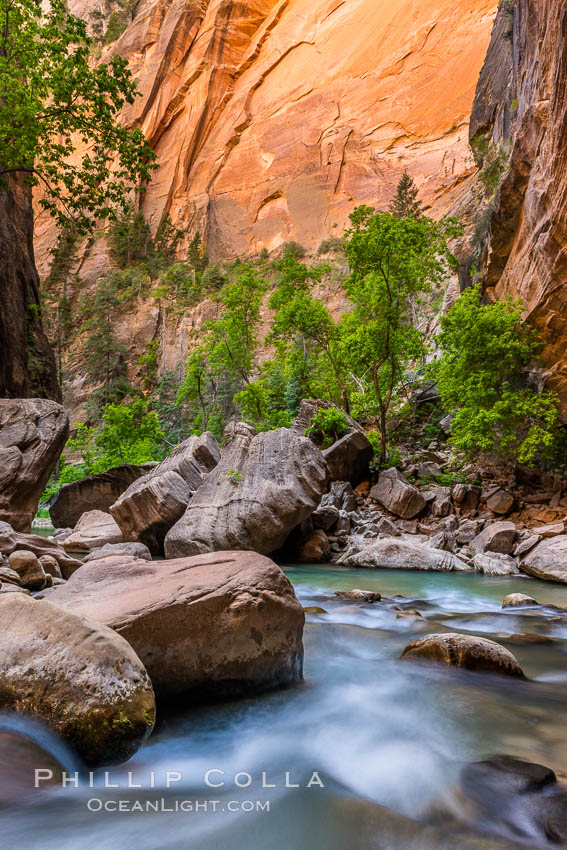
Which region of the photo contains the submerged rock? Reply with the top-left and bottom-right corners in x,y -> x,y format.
46,551 -> 305,699
0,594 -> 155,765
63,510 -> 123,553
164,424 -> 328,558
401,633 -> 526,678
344,539 -> 470,572
370,468 -> 426,519
502,593 -> 539,609
0,399 -> 69,532
110,432 -> 220,551
520,536 -> 567,583
335,589 -> 381,603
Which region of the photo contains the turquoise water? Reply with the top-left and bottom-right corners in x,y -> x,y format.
4,565 -> 567,849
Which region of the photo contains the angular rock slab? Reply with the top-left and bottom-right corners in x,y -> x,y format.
164,424 -> 328,558
344,539 -> 470,572
520,535 -> 567,583
0,399 -> 69,532
110,432 -> 220,549
401,633 -> 526,678
470,521 -> 517,555
370,468 -> 426,519
49,462 -> 155,529
0,594 -> 155,765
46,551 -> 305,699
63,510 -> 123,553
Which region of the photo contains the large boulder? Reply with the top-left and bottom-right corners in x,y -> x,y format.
110,432 -> 220,551
164,424 -> 328,558
473,552 -> 519,576
343,539 -> 470,571
292,399 -> 372,485
0,399 -> 69,532
49,463 -> 155,529
45,551 -> 305,698
63,510 -> 123,553
401,633 -> 526,678
520,536 -> 567,583
470,521 -> 517,555
370,468 -> 426,519
0,521 -> 81,579
0,594 -> 155,764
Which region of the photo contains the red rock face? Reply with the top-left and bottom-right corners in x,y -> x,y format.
471,0 -> 567,412
51,0 -> 497,261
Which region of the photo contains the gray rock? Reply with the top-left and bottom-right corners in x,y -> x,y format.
322,431 -> 373,486
470,521 -> 517,555
473,552 -> 519,576
514,535 -> 541,556
312,505 -> 339,531
417,461 -> 442,478
343,539 -> 471,571
424,486 -> 453,517
320,480 -> 357,512
456,519 -> 484,545
83,542 -> 152,563
49,463 -> 155,529
486,488 -> 515,515
63,510 -> 123,553
376,516 -> 401,537
38,555 -> 62,579
164,424 -> 328,558
520,535 -> 567,583
335,510 -> 351,535
110,433 -> 220,551
453,483 -> 481,512
0,399 -> 69,532
370,468 -> 426,519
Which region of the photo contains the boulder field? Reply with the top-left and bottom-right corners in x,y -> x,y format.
45,551 -> 305,699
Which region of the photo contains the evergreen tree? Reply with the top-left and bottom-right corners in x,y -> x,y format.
389,170 -> 423,220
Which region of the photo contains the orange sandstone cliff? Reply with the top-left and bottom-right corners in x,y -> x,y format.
51,0 -> 497,263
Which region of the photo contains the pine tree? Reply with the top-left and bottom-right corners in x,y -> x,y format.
389,170 -> 423,220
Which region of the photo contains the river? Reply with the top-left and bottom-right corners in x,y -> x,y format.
5,565 -> 567,849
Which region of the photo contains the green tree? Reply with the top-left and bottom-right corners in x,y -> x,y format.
268,255 -> 348,410
342,206 -> 458,463
108,206 -> 154,269
389,170 -> 423,220
0,0 -> 154,230
435,285 -> 562,465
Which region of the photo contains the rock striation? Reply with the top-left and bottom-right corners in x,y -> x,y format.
164,423 -> 328,558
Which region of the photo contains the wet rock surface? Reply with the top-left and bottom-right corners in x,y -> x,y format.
401,633 -> 526,678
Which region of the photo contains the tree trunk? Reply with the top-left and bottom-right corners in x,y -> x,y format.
0,177 -> 59,400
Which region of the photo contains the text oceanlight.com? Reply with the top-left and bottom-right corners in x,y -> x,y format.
86,799 -> 271,813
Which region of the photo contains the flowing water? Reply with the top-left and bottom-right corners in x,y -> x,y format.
5,566 -> 567,849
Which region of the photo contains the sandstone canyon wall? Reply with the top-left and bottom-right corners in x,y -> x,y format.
48,0 -> 498,265
470,0 -> 567,411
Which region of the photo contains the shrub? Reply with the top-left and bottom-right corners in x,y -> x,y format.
282,241 -> 306,260
305,407 -> 349,448
317,237 -> 344,254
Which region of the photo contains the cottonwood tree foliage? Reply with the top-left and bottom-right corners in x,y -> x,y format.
435,285 -> 563,465
0,0 -> 154,229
